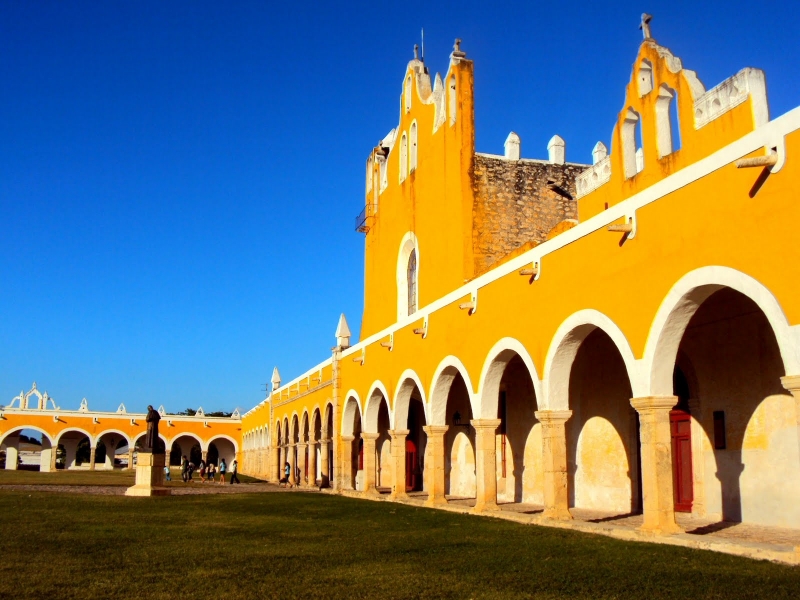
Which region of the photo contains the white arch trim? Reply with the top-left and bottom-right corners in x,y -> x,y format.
206,434 -> 239,453
0,425 -> 56,446
397,231 -> 420,320
429,355 -> 478,426
341,390 -> 362,437
166,431 -> 205,451
54,427 -> 95,446
544,309 -> 641,411
476,337 -> 543,419
643,266 -> 800,396
364,380 -> 391,433
392,369 -> 428,429
94,429 -> 133,447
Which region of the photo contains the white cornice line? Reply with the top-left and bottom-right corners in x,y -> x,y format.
0,408 -> 240,423
243,358 -> 333,417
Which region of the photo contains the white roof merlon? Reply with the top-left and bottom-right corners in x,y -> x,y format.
548,135 -> 566,164
504,132 -> 521,160
335,313 -> 352,339
271,367 -> 282,386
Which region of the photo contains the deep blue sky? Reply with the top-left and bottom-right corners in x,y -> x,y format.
1,2 -> 798,414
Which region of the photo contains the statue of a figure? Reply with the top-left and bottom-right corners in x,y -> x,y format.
144,405 -> 162,453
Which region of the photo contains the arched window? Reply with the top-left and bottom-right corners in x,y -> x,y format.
407,249 -> 417,316
656,84 -> 680,158
396,233 -> 419,319
638,59 -> 653,97
404,76 -> 412,113
409,122 -> 418,172
449,74 -> 457,126
622,107 -> 643,178
399,132 -> 408,183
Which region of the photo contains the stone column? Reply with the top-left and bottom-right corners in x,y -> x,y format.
534,410 -> 573,520
422,425 -> 449,506
89,446 -> 97,471
127,448 -> 135,470
50,444 -> 59,471
388,429 -> 410,499
472,419 -> 501,513
298,442 -> 308,486
320,439 -> 331,488
687,398 -> 706,517
4,439 -> 19,470
630,396 -> 682,534
781,376 -> 800,466
289,444 -> 297,486
308,441 -> 318,487
360,432 -> 380,495
201,450 -> 208,464
340,436 -> 355,490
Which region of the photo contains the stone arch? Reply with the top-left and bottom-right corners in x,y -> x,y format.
164,431 -> 203,451
311,406 -> 321,442
291,413 -> 300,444
0,425 -> 56,447
323,402 -> 334,438
364,381 -> 391,433
94,429 -> 132,448
544,309 -> 640,411
341,391 -> 362,437
301,411 -> 310,443
207,434 -> 239,454
283,417 -> 290,444
55,427 -> 95,446
644,266 -> 799,397
477,337 -> 542,419
393,369 -> 428,429
429,356 -> 477,426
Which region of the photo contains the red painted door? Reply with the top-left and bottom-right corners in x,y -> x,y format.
405,439 -> 417,491
670,410 -> 693,512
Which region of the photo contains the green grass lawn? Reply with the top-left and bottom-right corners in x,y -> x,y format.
0,468 -> 262,486
1,490 -> 799,599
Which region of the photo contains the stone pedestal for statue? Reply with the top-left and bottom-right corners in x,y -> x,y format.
125,451 -> 171,497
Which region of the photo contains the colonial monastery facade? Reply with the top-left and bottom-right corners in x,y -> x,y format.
3,26 -> 800,536
240,29 -> 800,534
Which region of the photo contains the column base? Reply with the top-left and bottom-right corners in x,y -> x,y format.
472,501 -> 500,514
424,495 -> 448,507
361,487 -> 382,497
637,520 -> 684,536
542,507 -> 573,520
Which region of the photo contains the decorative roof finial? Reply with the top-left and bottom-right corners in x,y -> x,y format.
452,38 -> 466,59
640,13 -> 653,40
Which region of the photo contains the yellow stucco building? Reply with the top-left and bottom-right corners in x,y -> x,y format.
240,22 -> 800,535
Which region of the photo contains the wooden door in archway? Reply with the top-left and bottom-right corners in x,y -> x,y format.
405,439 -> 417,491
670,410 -> 693,512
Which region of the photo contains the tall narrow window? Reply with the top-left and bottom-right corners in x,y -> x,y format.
656,84 -> 680,158
622,108 -> 642,179
669,89 -> 682,151
399,133 -> 408,183
449,74 -> 457,126
405,75 -> 412,113
638,59 -> 653,97
409,122 -> 418,172
407,249 -> 417,316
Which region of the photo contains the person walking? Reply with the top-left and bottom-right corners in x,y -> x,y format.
218,458 -> 227,484
181,455 -> 189,483
207,462 -> 216,483
229,459 -> 240,485
198,459 -> 207,483
163,464 -> 172,482
281,461 -> 293,488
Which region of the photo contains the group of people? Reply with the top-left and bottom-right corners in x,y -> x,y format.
163,456 -> 240,484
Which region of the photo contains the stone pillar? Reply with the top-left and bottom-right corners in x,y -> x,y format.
781,376 -> 800,466
49,444 -> 59,472
630,396 -> 682,535
308,441 -> 318,486
687,398 -> 706,517
288,444 -> 297,486
89,446 -> 97,471
4,439 -> 19,470
320,439 -> 330,488
298,442 -> 308,486
422,425 -> 449,506
472,419 -> 501,513
388,429 -> 410,499
360,432 -> 380,495
534,410 -> 573,520
127,448 -> 135,470
201,450 -> 208,464
340,436 -> 355,490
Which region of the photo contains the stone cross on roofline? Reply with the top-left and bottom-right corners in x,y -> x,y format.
640,13 -> 653,40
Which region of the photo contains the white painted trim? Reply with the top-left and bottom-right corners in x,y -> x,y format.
476,337 -> 542,419
93,429 -> 133,447
643,266 -> 800,396
0,425 -> 56,446
206,434 -> 240,454
543,309 -> 641,411
428,355 -> 478,426
397,232 -> 420,321
341,107 -> 800,363
392,369 -> 428,429
363,380 -> 391,433
54,427 -> 95,445
168,431 -> 206,451
341,390 -> 362,437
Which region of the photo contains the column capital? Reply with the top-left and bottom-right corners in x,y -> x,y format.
341,435 -> 355,442
470,419 -> 501,431
422,425 -> 449,436
297,442 -> 307,449
534,410 -> 572,424
388,429 -> 410,439
361,432 -> 380,441
630,396 -> 678,413
781,374 -> 800,392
